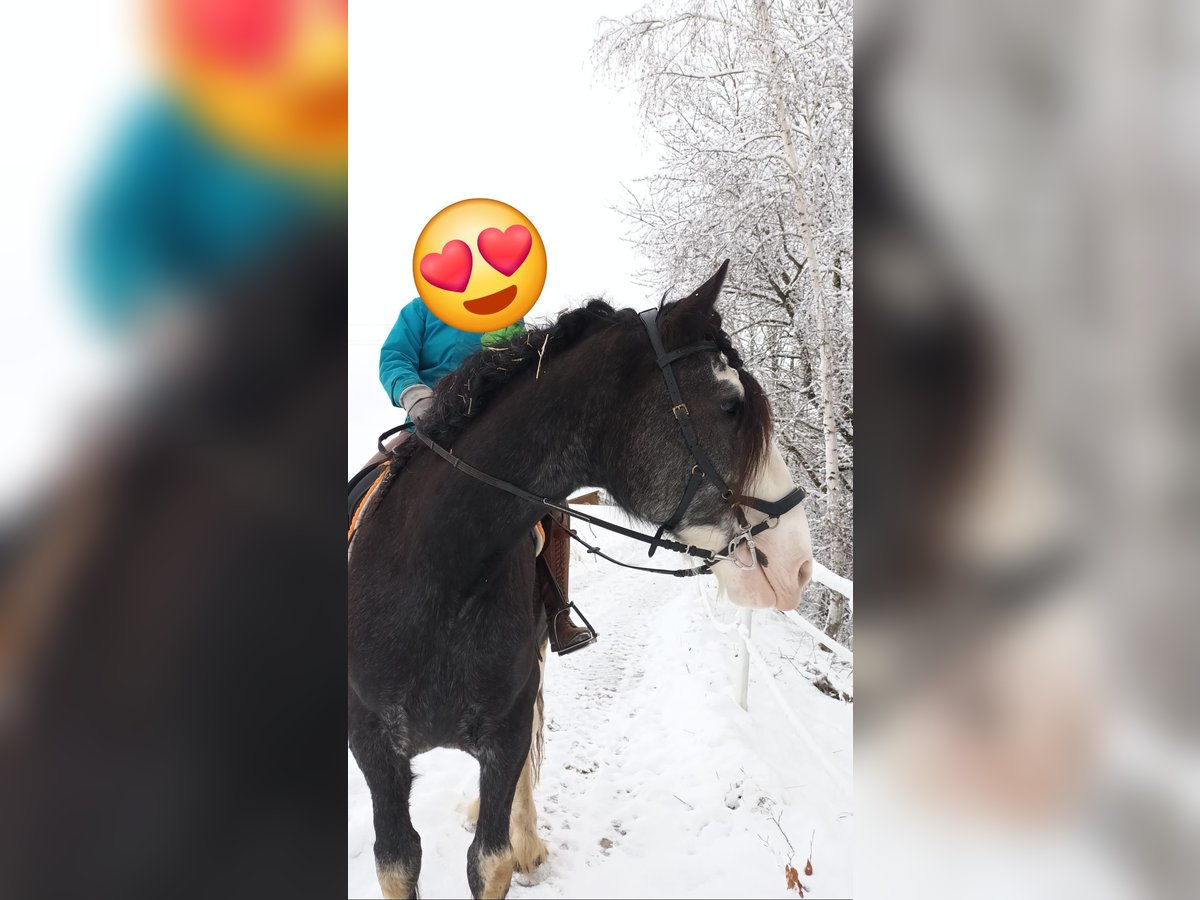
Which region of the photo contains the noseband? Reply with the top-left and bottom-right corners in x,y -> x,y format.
378,306 -> 805,578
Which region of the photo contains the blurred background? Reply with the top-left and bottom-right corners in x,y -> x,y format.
0,2 -> 144,512
1,1 -> 346,897
855,0 -> 1199,897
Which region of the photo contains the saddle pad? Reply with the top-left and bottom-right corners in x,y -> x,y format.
348,462 -> 389,545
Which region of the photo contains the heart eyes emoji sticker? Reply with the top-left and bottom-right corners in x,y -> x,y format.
418,239 -> 472,293
476,225 -> 532,277
413,199 -> 546,332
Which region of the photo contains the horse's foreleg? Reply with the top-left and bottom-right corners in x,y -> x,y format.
466,648 -> 548,875
467,692 -> 536,899
349,693 -> 422,900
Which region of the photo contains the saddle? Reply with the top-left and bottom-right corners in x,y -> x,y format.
347,461 -> 390,543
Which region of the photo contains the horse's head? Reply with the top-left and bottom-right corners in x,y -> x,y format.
597,263 -> 814,611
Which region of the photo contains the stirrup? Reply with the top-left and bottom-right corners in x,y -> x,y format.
548,603 -> 599,656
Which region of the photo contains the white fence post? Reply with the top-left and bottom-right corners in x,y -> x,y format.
697,562 -> 853,712
734,607 -> 753,710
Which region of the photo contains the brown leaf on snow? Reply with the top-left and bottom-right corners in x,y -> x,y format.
785,864 -> 808,895
805,858 -> 813,876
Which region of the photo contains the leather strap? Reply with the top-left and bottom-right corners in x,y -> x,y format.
638,310 -> 733,499
393,422 -> 727,572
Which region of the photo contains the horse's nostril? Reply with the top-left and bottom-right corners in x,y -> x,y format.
797,559 -> 813,590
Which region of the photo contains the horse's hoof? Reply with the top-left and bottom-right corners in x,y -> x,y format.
512,835 -> 548,874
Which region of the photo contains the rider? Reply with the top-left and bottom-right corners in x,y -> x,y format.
380,296 -> 596,655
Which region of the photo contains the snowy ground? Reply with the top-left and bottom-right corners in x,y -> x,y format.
348,508 -> 853,899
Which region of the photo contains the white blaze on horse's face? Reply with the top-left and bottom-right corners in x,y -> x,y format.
727,442 -> 814,610
675,358 -> 815,612
687,441 -> 814,611
711,354 -> 744,395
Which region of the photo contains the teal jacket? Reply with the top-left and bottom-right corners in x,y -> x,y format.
379,298 -> 523,408
76,97 -> 333,330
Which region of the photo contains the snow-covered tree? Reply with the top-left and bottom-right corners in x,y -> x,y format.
594,0 -> 853,639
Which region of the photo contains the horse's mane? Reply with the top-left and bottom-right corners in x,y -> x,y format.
412,300 -> 629,453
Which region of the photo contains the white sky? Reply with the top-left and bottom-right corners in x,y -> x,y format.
350,0 -> 658,331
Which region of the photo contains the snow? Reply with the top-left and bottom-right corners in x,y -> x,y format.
348,507 -> 853,898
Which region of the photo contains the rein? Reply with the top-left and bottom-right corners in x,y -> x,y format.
378,305 -> 805,579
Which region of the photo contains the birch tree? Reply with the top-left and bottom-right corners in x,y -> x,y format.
595,0 -> 853,639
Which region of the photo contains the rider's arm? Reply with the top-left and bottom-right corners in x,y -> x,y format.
379,299 -> 432,413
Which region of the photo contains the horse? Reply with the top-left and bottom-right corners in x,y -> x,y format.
347,262 -> 814,899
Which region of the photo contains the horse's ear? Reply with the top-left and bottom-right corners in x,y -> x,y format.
666,259 -> 730,322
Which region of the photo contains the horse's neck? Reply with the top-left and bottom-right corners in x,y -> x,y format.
445,366 -> 594,494
407,373 -> 595,592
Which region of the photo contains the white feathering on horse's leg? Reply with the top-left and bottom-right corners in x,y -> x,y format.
509,758 -> 548,874
531,641 -> 546,784
475,849 -> 515,900
510,645 -> 548,874
376,862 -> 417,900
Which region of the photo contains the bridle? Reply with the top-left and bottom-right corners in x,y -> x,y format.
635,308 -> 805,569
377,306 -> 805,578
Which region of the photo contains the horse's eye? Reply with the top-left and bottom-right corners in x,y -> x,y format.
720,396 -> 740,415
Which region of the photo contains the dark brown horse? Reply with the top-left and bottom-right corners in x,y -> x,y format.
347,265 -> 813,899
